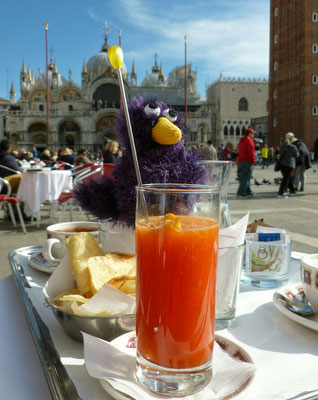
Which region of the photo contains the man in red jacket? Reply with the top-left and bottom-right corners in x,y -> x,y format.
236,128 -> 256,198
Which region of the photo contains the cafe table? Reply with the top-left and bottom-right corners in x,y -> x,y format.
16,169 -> 73,227
2,247 -> 318,400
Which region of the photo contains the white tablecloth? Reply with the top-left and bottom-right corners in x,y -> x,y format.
4,250 -> 318,400
16,170 -> 73,217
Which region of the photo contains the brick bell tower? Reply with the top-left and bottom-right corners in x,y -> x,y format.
268,0 -> 318,156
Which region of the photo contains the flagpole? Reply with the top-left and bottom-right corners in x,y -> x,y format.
45,21 -> 50,148
184,35 -> 188,137
119,29 -> 122,109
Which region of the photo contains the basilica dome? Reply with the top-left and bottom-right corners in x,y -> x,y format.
140,62 -> 166,87
87,40 -> 127,76
36,60 -> 67,87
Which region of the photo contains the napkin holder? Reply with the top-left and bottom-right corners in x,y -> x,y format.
242,227 -> 292,288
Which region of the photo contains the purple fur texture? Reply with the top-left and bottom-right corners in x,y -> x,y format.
74,96 -> 206,228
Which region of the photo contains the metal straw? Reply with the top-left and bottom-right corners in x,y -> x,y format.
108,46 -> 148,219
116,68 -> 143,187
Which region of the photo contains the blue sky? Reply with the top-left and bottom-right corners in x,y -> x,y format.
0,0 -> 270,101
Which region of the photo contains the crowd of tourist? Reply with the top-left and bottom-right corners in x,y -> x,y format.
0,139 -> 121,194
195,130 -> 312,198
0,133 -> 313,200
0,140 -> 122,175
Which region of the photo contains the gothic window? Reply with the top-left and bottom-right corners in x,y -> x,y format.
313,13 -> 318,22
39,105 -> 44,111
274,34 -> 278,44
313,75 -> 318,84
273,118 -> 277,127
238,98 -> 248,111
313,44 -> 318,53
274,8 -> 278,16
312,106 -> 318,115
273,90 -> 278,99
274,62 -> 278,71
190,132 -> 197,142
236,126 -> 240,136
69,105 -> 74,111
229,126 -> 234,136
223,126 -> 228,137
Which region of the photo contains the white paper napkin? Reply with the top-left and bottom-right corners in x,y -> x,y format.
43,253 -> 136,317
83,332 -> 256,400
219,213 -> 249,249
216,214 -> 249,313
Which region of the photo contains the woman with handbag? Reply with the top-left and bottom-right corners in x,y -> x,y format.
277,132 -> 299,198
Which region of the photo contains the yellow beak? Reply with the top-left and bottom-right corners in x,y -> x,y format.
152,117 -> 182,145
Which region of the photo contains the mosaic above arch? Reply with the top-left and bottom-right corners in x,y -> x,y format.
58,89 -> 82,102
30,90 -> 52,102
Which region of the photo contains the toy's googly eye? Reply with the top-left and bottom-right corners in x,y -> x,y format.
144,103 -> 161,117
162,108 -> 177,122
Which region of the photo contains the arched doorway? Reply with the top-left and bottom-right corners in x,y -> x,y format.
96,115 -> 117,149
58,120 -> 81,148
28,122 -> 48,151
93,83 -> 120,110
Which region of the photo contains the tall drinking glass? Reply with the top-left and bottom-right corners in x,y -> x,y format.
135,184 -> 220,396
197,160 -> 232,228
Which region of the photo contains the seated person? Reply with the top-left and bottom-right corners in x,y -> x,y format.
57,147 -> 74,169
51,151 -> 58,163
74,149 -> 91,165
0,139 -> 23,193
40,149 -> 52,166
103,140 -> 119,164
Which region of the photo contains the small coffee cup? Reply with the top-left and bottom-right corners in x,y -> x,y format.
301,253 -> 318,313
42,221 -> 100,262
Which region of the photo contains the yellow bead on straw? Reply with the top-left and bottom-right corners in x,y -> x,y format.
108,46 -> 124,69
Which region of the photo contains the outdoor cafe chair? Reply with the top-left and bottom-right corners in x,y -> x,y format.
0,177 -> 26,234
102,163 -> 115,178
54,166 -> 103,223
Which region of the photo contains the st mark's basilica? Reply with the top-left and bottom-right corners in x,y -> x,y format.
4,32 -> 211,153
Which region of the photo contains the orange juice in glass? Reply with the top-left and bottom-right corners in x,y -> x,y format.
135,184 -> 219,396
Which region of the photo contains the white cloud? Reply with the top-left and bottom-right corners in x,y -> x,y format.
118,0 -> 269,77
87,0 -> 269,93
88,8 -> 103,22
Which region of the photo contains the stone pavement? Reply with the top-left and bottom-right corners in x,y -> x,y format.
0,163 -> 317,279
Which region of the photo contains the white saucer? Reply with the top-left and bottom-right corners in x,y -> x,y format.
99,332 -> 254,400
273,284 -> 318,332
28,251 -> 58,274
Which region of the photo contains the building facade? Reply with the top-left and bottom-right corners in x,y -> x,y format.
269,0 -> 318,156
3,36 -> 211,153
206,74 -> 268,149
0,97 -> 10,139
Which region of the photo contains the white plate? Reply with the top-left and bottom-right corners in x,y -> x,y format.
273,284 -> 318,332
28,251 -> 58,274
99,332 -> 254,400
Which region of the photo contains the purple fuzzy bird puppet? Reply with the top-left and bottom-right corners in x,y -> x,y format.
74,96 -> 206,228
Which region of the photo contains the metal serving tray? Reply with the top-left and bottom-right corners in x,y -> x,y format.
9,246 -> 124,400
9,246 -> 81,400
